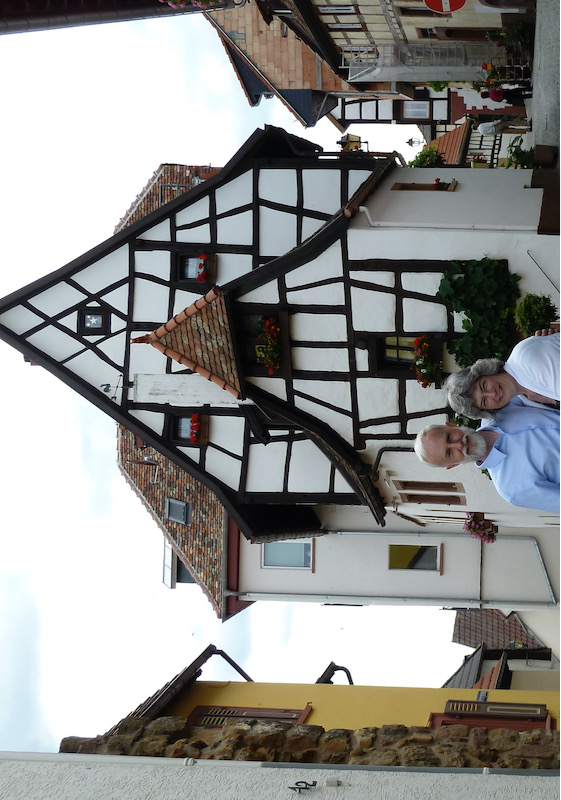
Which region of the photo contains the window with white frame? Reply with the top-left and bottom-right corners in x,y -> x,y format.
262,539 -> 313,569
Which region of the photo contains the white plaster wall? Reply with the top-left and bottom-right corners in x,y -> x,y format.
0,304 -> 43,335
215,170 -> 253,214
216,211 -> 253,245
127,339 -> 168,376
133,374 -> 241,406
351,287 -> 396,331
302,169 -> 342,213
134,250 -> 171,281
246,441 -> 288,492
246,376 -> 287,401
128,409 -> 164,435
27,326 -> 83,362
216,253 -> 253,284
302,216 -> 325,239
350,270 -> 395,288
292,347 -> 349,372
176,223 -> 211,243
259,169 -> 297,206
287,439 -> 332,493
28,282 -> 87,316
291,313 -> 347,342
204,447 -> 242,491
104,285 -> 130,316
74,246 -> 129,292
357,378 -> 399,420
239,531 -> 479,599
238,282 -> 280,304
287,282 -> 345,306
132,278 -> 169,323
208,415 -> 245,458
259,207 -> 297,255
175,196 -> 209,226
347,170 -> 373,198
0,756 -> 557,800
65,350 -> 123,397
286,242 -> 343,287
137,219 -> 170,242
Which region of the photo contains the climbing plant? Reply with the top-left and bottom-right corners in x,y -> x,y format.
436,258 -> 521,367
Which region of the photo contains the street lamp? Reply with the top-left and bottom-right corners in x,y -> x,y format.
406,137 -> 423,147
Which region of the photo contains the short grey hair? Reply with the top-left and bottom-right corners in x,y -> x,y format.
443,358 -> 505,420
414,424 -> 447,468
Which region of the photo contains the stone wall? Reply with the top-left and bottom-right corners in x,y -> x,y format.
60,716 -> 559,770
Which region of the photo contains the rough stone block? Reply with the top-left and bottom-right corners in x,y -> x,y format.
132,735 -> 169,757
246,721 -> 289,749
436,745 -> 468,768
286,724 -> 324,751
59,736 -> 95,754
351,727 -> 378,752
321,729 -> 352,754
434,724 -> 469,742
399,745 -> 440,767
369,749 -> 400,766
114,717 -> 150,738
144,716 -> 189,740
487,728 -> 519,752
106,735 -> 136,755
377,725 -> 409,746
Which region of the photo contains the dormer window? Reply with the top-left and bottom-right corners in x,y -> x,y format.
175,252 -> 216,285
78,307 -> 110,335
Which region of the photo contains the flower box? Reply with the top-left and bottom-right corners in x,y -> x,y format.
188,413 -> 209,445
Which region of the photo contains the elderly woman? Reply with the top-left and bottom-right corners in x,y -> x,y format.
444,332 -> 560,419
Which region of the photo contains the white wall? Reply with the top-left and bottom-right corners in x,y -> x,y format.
0,754 -> 556,800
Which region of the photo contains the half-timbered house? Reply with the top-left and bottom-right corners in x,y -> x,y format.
0,125 -> 558,612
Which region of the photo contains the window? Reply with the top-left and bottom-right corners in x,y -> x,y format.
394,481 -> 465,492
384,336 -> 416,365
262,539 -> 314,569
165,498 -> 191,524
399,493 -> 466,506
78,306 -> 110,335
175,252 -> 216,285
170,414 -> 209,446
389,544 -> 439,571
402,101 -> 431,120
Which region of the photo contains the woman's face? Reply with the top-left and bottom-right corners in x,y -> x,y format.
470,371 -> 518,411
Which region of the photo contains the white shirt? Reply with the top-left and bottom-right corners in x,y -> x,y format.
504,332 -> 560,406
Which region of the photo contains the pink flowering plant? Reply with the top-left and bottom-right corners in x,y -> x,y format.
463,512 -> 496,544
411,335 -> 441,388
254,316 -> 282,375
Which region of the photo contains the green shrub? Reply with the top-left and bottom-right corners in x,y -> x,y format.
408,145 -> 445,167
515,293 -> 558,337
436,258 -> 521,367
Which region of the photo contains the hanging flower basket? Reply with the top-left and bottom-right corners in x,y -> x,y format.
254,316 -> 282,375
411,335 -> 442,388
463,512 -> 497,543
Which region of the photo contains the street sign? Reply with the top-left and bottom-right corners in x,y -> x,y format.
424,0 -> 467,12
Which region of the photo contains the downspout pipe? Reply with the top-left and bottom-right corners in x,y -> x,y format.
357,206 -> 536,232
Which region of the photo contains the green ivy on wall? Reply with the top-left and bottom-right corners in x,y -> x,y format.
436,258 -> 521,368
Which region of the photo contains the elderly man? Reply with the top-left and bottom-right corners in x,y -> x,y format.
414,399 -> 560,513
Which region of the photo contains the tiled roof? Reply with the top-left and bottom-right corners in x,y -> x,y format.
114,164 -> 221,233
118,426 -> 227,618
442,644 -> 484,689
452,610 -> 542,650
428,121 -> 471,165
154,289 -> 241,397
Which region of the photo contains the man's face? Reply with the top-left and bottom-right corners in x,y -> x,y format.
422,424 -> 487,468
470,371 -> 516,411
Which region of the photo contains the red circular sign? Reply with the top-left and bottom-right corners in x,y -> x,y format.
424,0 -> 467,12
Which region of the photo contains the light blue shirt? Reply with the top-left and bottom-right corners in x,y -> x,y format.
477,398 -> 560,513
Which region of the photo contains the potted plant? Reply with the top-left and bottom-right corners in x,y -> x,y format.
254,316 -> 282,375
463,512 -> 497,543
470,154 -> 489,169
411,335 -> 442,388
515,294 -> 558,338
505,136 -> 534,169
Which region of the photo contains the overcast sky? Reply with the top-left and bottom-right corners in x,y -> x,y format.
0,14 -> 470,754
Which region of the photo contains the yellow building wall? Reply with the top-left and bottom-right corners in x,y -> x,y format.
166,682 -> 559,730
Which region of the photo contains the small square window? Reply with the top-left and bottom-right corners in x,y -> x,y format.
170,414 -> 209,445
165,498 -> 191,525
78,307 -> 110,335
177,253 -> 216,284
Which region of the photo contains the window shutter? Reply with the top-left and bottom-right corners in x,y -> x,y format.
444,700 -> 548,720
